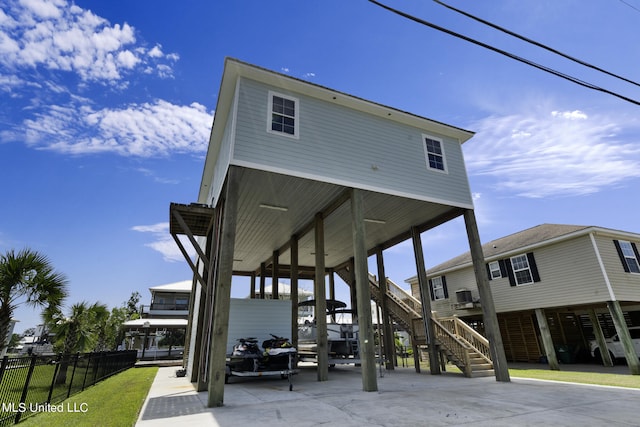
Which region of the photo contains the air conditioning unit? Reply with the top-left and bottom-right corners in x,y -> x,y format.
456,289 -> 473,304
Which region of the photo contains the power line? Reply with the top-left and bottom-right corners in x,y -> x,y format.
618,0 -> 640,13
434,0 -> 640,89
368,0 -> 640,107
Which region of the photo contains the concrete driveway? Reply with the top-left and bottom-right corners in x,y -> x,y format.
136,364 -> 640,426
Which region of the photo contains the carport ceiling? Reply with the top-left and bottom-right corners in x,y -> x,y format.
231,167 -> 464,274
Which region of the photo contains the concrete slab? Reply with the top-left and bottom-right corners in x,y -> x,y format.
136,364 -> 640,426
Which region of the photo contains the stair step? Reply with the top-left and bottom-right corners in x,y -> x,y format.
470,363 -> 493,370
470,369 -> 495,378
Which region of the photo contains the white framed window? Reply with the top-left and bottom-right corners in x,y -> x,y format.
488,261 -> 502,279
431,276 -> 446,300
510,254 -> 533,285
422,134 -> 447,172
267,91 -> 299,138
619,240 -> 640,273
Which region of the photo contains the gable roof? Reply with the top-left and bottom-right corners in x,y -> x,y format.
419,223 -> 623,277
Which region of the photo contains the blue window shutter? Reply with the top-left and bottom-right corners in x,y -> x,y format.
613,240 -> 630,273
526,252 -> 541,282
505,259 -> 516,286
486,263 -> 492,281
442,276 -> 449,299
428,279 -> 435,301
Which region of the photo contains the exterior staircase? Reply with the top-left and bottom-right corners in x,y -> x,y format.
335,267 -> 494,378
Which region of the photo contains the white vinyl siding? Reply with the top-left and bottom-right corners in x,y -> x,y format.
232,78 -> 473,208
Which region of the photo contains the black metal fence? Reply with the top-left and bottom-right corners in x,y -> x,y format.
0,351 -> 137,426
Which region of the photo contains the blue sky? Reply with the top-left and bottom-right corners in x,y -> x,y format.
2,0 -> 640,333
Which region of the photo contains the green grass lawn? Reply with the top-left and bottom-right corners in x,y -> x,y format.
17,366 -> 158,427
397,356 -> 640,389
508,366 -> 640,389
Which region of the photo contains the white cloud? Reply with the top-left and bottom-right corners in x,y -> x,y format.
132,222 -> 195,262
0,0 -> 178,83
24,100 -> 213,157
464,108 -> 640,198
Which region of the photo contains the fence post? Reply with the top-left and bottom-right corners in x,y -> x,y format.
67,353 -> 80,398
92,352 -> 102,385
47,359 -> 61,403
81,354 -> 92,391
0,355 -> 8,384
14,355 -> 37,424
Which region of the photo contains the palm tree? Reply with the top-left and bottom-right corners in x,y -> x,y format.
0,248 -> 68,357
45,301 -> 108,384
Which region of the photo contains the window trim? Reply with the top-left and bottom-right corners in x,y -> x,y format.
267,90 -> 299,139
488,261 -> 502,279
422,134 -> 448,173
615,240 -> 640,274
510,254 -> 534,286
430,276 -> 447,301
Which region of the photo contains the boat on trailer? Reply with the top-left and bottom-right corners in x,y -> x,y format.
297,299 -> 360,365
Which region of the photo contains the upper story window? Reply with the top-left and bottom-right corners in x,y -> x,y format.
422,134 -> 447,172
510,254 -> 534,285
268,91 -> 299,138
614,240 -> 640,273
488,261 -> 502,279
429,276 -> 448,300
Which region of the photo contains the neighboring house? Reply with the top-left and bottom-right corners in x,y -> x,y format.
171,58 -> 504,404
16,324 -> 54,356
123,280 -> 191,358
140,280 -> 191,319
407,224 -> 640,369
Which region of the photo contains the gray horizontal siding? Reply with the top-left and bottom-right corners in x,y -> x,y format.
208,96 -> 235,204
411,235 -> 616,314
232,78 -> 472,207
489,236 -> 606,311
596,235 -> 640,301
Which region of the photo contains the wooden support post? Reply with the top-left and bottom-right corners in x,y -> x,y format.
197,221 -> 219,391
351,188 -> 377,391
329,270 -> 336,323
314,213 -> 329,381
412,343 -> 421,373
607,300 -> 640,374
250,273 -> 256,299
349,258 -> 358,324
208,166 -> 240,407
376,248 -> 395,370
588,309 -> 613,367
290,235 -> 299,350
272,250 -> 279,300
535,309 -> 560,370
463,209 -> 510,382
259,263 -> 266,299
411,226 -> 440,375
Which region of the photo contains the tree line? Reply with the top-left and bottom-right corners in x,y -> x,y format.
0,248 -> 142,357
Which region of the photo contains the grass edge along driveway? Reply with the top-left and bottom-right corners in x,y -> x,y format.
17,366 -> 158,427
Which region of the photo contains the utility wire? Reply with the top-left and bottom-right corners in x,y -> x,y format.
618,0 -> 640,13
434,0 -> 640,89
368,0 -> 640,107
